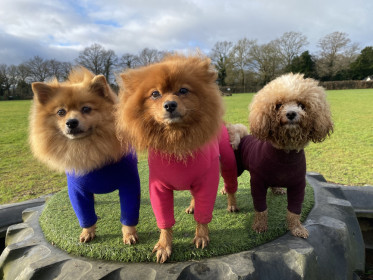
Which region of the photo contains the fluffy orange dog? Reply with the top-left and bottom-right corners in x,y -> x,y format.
116,54 -> 224,262
29,67 -> 141,244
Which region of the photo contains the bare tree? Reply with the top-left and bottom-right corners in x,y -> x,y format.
250,41 -> 283,85
17,63 -> 30,82
119,53 -> 140,70
210,41 -> 234,86
25,56 -> 51,82
276,31 -> 309,70
316,31 -> 359,79
230,38 -> 256,89
136,48 -> 163,66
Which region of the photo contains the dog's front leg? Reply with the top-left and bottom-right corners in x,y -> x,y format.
252,209 -> 268,233
286,210 -> 309,238
80,224 -> 96,242
193,223 -> 210,248
152,228 -> 173,263
122,225 -> 138,245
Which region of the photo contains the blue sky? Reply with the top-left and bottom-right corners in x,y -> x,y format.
0,0 -> 372,65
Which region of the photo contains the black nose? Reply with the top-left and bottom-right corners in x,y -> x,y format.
163,101 -> 178,113
286,111 -> 297,120
66,119 -> 79,129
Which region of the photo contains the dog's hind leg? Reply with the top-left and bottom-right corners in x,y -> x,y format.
270,187 -> 286,195
185,197 -> 195,214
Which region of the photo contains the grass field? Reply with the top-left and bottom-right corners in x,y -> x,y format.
40,168 -> 314,262
0,89 -> 372,204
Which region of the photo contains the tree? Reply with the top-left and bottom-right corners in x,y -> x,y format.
25,56 -> 51,82
250,41 -> 283,85
119,53 -> 140,70
210,41 -> 233,86
350,46 -> 373,79
316,32 -> 359,80
289,51 -> 317,78
276,31 -> 309,71
75,43 -> 118,81
230,38 -> 256,90
136,48 -> 164,66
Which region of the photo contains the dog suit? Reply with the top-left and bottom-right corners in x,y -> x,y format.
148,124 -> 237,229
66,152 -> 141,228
236,135 -> 306,214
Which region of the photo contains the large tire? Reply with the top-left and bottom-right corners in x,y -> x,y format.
0,173 -> 366,279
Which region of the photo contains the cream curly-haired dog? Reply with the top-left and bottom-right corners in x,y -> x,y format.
228,73 -> 333,238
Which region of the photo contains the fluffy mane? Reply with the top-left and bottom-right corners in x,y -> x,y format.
116,54 -> 224,158
249,73 -> 333,150
29,67 -> 123,174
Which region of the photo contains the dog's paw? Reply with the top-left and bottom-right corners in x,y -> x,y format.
252,221 -> 268,233
80,225 -> 96,243
252,210 -> 268,233
185,205 -> 194,214
220,188 -> 227,195
122,225 -> 138,245
152,242 -> 172,263
286,210 -> 309,238
290,225 -> 309,239
227,204 -> 239,212
227,193 -> 239,212
194,223 -> 210,249
193,235 -> 210,249
185,198 -> 195,214
270,187 -> 286,195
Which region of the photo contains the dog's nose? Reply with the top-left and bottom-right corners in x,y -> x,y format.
66,119 -> 79,129
286,111 -> 297,120
163,101 -> 178,113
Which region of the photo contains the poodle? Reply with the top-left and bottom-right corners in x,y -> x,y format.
228,73 -> 333,238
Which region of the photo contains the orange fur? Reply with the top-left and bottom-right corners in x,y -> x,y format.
29,67 -> 125,174
193,223 -> 210,249
152,228 -> 173,263
249,73 -> 333,151
115,53 -> 224,158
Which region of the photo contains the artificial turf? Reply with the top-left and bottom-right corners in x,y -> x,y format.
40,159 -> 314,263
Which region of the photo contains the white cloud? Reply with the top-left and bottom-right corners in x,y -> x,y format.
0,0 -> 372,65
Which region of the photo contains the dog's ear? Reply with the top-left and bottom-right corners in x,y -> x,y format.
249,110 -> 272,140
31,82 -> 56,105
309,109 -> 334,143
90,75 -> 115,102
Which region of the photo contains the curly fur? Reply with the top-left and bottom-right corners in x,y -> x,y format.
116,53 -> 224,158
29,67 -> 124,174
249,73 -> 333,151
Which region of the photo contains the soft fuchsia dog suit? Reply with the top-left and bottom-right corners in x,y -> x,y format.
148,124 -> 237,229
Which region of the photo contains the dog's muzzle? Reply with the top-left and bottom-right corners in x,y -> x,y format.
65,118 -> 84,135
163,101 -> 178,113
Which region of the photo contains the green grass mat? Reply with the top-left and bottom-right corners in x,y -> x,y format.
40,159 -> 314,263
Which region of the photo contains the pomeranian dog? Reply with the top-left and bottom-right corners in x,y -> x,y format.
29,67 -> 141,244
227,73 -> 333,238
116,54 -> 226,263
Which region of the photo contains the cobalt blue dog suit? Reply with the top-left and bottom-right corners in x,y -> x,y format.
66,152 -> 141,228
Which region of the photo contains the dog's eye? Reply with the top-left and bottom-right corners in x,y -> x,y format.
81,106 -> 92,114
151,91 -> 161,99
275,103 -> 282,110
57,109 -> 66,116
178,88 -> 189,95
298,103 -> 306,110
